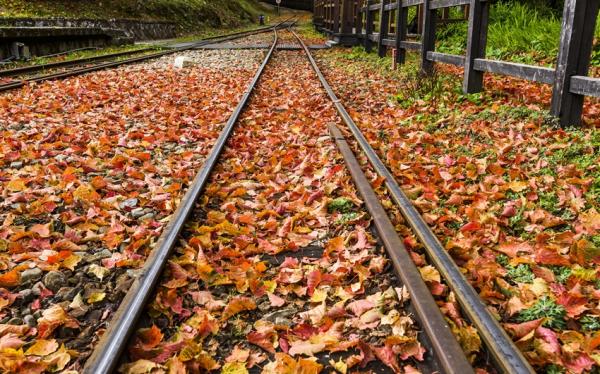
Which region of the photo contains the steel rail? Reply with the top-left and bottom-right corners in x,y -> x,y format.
82,27 -> 280,374
281,25 -> 472,372
290,28 -> 534,374
0,20 -> 292,93
328,122 -> 472,374
0,48 -> 154,78
0,21 -> 292,78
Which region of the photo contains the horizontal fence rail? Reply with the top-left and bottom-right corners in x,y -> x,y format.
313,0 -> 600,126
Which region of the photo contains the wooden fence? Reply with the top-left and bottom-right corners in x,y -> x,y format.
313,0 -> 600,126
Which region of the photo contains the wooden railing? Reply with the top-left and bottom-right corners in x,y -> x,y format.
313,0 -> 600,126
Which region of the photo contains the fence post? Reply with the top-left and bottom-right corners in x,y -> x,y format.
551,0 -> 599,126
417,4 -> 424,34
463,0 -> 490,93
378,0 -> 390,57
333,0 -> 341,34
395,0 -> 407,64
364,0 -> 374,52
356,0 -> 363,37
324,0 -> 328,31
421,0 -> 436,74
317,0 -> 324,27
328,0 -> 333,32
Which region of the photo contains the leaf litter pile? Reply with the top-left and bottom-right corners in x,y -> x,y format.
121,47 -> 427,373
313,48 -> 600,373
0,48 -> 267,372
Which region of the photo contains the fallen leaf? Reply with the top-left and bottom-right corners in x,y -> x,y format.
25,339 -> 59,356
7,179 -> 26,192
222,362 -> 249,374
0,269 -> 20,288
222,297 -> 256,321
37,305 -> 79,338
119,359 -> 161,374
88,264 -> 110,281
87,292 -> 106,304
288,340 -> 326,356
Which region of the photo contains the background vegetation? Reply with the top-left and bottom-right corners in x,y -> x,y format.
435,0 -> 600,66
0,0 -> 271,33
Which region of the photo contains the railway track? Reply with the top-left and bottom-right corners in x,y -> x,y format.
0,19 -> 537,372
73,25 -> 538,374
82,25 -> 281,374
0,48 -> 155,78
0,20 -> 294,93
290,29 -> 535,374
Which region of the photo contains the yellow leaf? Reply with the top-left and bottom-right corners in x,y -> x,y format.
528,277 -> 548,297
119,359 -> 161,374
419,265 -> 441,283
7,179 -> 26,192
207,210 -> 226,224
25,339 -> 59,356
334,286 -> 353,302
222,362 -> 248,374
452,325 -> 481,355
88,264 -> 110,281
329,358 -> 347,374
507,181 -> 529,192
87,292 -> 106,304
196,353 -> 219,370
221,297 -> 256,321
310,289 -> 327,303
62,255 -> 81,271
264,354 -> 323,373
73,184 -> 100,202
263,280 -> 277,293
42,344 -> 70,370
297,358 -> 323,373
214,221 -> 242,235
178,342 -> 200,362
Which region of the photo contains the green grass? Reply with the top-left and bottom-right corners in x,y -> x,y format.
297,21 -> 324,41
505,264 -> 535,284
327,198 -> 355,214
516,296 -> 567,330
580,315 -> 600,332
548,266 -> 573,284
0,0 -> 271,33
436,1 -> 600,65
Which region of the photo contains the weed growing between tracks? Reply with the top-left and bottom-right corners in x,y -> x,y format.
313,46 -> 600,372
0,49 -> 264,371
121,50 -> 427,373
